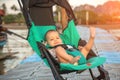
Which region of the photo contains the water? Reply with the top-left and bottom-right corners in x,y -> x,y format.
20,53 -> 41,64
21,26 -> 120,64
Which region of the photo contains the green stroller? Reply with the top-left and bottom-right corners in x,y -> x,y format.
18,0 -> 110,80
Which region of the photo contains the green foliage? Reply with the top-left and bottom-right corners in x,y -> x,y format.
3,13 -> 25,24
3,14 -> 16,24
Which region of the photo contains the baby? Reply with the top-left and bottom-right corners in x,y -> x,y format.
46,30 -> 80,64
45,27 -> 95,65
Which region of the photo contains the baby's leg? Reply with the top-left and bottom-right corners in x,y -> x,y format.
57,55 -> 80,64
55,46 -> 80,64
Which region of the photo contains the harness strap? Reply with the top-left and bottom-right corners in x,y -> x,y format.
53,44 -> 68,49
53,44 -> 79,52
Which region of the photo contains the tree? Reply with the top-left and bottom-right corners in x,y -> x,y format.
1,3 -> 7,14
11,5 -> 18,12
74,10 -> 98,24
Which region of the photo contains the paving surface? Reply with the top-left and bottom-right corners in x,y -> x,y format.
0,62 -> 120,80
0,29 -> 33,74
0,27 -> 120,80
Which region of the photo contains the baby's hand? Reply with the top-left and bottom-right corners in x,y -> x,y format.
89,26 -> 96,38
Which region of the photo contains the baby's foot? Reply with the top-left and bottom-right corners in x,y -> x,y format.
70,56 -> 80,64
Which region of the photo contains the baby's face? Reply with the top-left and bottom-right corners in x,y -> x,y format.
46,31 -> 62,47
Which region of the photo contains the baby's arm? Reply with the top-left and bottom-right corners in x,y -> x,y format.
90,26 -> 96,38
80,26 -> 96,58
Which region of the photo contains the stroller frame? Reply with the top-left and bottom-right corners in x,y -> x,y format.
18,0 -> 110,80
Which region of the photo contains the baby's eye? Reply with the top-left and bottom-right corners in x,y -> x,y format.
50,39 -> 54,41
56,37 -> 60,39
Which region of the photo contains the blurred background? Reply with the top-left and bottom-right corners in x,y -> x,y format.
0,0 -> 120,79
0,0 -> 120,25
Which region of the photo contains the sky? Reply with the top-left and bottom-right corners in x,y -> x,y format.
0,0 -> 120,14
69,0 -> 110,7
